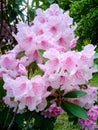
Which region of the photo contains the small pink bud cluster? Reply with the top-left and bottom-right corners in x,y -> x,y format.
41,103 -> 63,118
79,106 -> 98,130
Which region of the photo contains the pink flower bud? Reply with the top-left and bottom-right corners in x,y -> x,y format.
17,63 -> 27,74
69,39 -> 76,49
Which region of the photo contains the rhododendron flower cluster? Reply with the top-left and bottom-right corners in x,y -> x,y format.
41,103 -> 63,118
38,45 -> 96,92
0,3 -> 98,130
79,106 -> 98,130
3,74 -> 50,112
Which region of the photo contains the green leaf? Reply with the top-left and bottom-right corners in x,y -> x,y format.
27,62 -> 43,79
42,118 -> 54,130
18,11 -> 25,22
38,49 -> 48,62
33,113 -> 44,128
94,53 -> 98,59
48,0 -> 55,4
64,90 -> 87,98
61,101 -> 88,118
33,113 -> 54,130
15,111 -> 32,128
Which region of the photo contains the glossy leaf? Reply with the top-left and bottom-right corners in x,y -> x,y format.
62,101 -> 88,118
64,90 -> 87,98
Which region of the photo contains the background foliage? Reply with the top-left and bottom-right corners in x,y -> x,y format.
70,0 -> 98,49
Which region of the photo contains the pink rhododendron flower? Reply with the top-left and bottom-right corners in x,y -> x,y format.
14,24 -> 36,52
0,52 -> 17,70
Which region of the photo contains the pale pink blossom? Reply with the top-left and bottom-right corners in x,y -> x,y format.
14,23 -> 36,52
0,52 -> 17,70
80,44 -> 96,66
45,4 -> 63,17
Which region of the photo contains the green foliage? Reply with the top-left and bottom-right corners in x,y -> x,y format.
0,108 -> 13,128
27,62 -> 43,79
64,90 -> 87,98
0,0 -> 28,53
6,0 -> 26,22
0,108 -> 33,129
94,53 -> 98,59
15,111 -> 33,128
0,79 -> 6,99
33,113 -> 55,130
70,0 -> 98,47
38,49 -> 48,62
62,101 -> 88,118
54,112 -> 81,130
94,53 -> 98,70
89,53 -> 98,86
89,73 -> 98,86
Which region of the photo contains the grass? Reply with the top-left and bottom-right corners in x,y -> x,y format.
54,112 -> 81,130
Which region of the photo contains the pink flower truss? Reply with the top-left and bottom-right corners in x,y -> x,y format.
38,45 -> 96,92
0,4 -> 97,115
3,74 -> 50,112
41,103 -> 63,118
79,106 -> 98,130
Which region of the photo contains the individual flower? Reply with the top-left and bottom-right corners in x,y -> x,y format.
13,23 -> 36,52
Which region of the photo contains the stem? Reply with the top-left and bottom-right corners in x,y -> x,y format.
36,0 -> 39,9
7,106 -> 18,130
23,111 -> 35,128
27,0 -> 29,25
2,108 -> 10,130
0,0 -> 3,37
